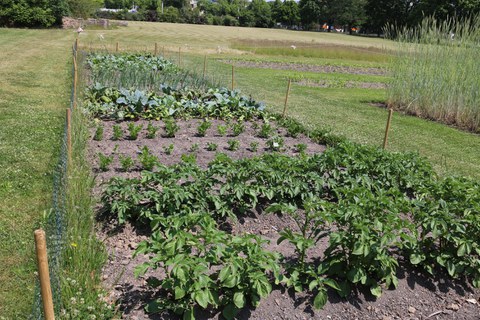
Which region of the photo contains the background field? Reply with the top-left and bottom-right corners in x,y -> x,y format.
0,21 -> 479,319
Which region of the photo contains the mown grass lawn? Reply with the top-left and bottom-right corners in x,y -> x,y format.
1,20 -> 479,319
0,28 -> 72,318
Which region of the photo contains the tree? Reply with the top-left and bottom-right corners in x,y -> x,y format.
0,0 -> 68,27
67,0 -> 103,18
327,0 -> 366,33
364,0 -> 412,35
249,0 -> 273,27
299,0 -> 322,28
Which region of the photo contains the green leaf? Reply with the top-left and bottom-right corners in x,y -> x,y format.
313,290 -> 327,309
446,260 -> 456,277
337,281 -> 351,298
409,253 -> 423,265
222,304 -> 239,320
183,308 -> 195,320
308,280 -> 318,291
233,291 -> 245,308
194,290 -> 209,309
323,278 -> 341,291
175,287 -> 186,300
352,242 -> 364,255
134,263 -> 150,278
370,284 -> 382,297
457,243 -> 466,257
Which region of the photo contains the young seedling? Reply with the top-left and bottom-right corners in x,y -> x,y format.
181,153 -> 197,164
112,124 -> 123,141
206,142 -> 218,151
98,153 -> 113,171
146,122 -> 158,139
266,136 -> 284,151
258,122 -> 272,138
163,143 -> 174,155
93,125 -> 104,141
138,146 -> 158,171
227,139 -> 240,151
128,122 -> 143,140
232,122 -> 245,136
197,119 -> 212,137
119,154 -> 135,172
190,143 -> 199,153
163,118 -> 179,138
249,141 -> 259,152
295,143 -> 307,154
217,124 -> 227,136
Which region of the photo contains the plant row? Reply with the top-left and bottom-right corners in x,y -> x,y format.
101,141 -> 480,319
87,53 -> 178,73
92,118 -> 309,141
84,84 -> 265,121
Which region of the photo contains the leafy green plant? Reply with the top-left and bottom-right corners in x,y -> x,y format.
134,213 -> 280,320
190,143 -> 199,153
146,122 -> 159,139
163,118 -> 180,138
119,154 -> 135,172
181,153 -> 197,164
197,119 -> 212,137
217,124 -> 227,136
138,146 -> 158,171
227,139 -> 240,151
98,153 -> 113,171
93,125 -> 104,141
127,122 -> 143,140
112,124 -> 123,141
163,143 -> 174,155
267,200 -> 340,308
232,122 -> 245,136
206,143 -> 218,151
258,122 -> 272,138
266,136 -> 284,151
249,142 -> 259,152
295,143 -> 307,154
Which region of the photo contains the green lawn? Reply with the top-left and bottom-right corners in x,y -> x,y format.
0,29 -> 72,318
0,20 -> 479,319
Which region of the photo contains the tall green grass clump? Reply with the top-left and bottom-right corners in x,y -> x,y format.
387,15 -> 480,132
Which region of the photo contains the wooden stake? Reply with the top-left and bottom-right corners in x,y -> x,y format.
203,55 -> 207,79
66,108 -> 72,164
34,229 -> 55,320
74,38 -> 79,60
115,42 -> 119,52
383,108 -> 394,149
73,55 -> 78,109
282,78 -> 292,118
231,65 -> 235,91
154,42 -> 158,55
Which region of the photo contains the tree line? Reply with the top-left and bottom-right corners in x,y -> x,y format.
1,0 -> 479,35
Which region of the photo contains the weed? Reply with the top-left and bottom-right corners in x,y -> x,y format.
249,141 -> 259,152
190,143 -> 200,153
295,143 -> 307,154
227,139 -> 240,151
163,143 -> 174,155
207,142 -> 218,151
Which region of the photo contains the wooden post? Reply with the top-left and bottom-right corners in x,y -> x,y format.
203,55 -> 207,79
73,55 -> 78,109
154,42 -> 158,55
66,108 -> 72,164
74,38 -> 79,60
282,78 -> 292,118
383,108 -> 394,149
34,229 -> 55,320
231,65 -> 235,91
115,42 -> 119,52
178,47 -> 181,66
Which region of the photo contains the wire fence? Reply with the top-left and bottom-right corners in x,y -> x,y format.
30,41 -> 78,320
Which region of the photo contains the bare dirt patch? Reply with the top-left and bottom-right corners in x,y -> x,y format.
223,60 -> 387,76
296,79 -> 387,90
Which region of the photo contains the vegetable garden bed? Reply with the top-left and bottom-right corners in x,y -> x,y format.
80,53 -> 480,320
